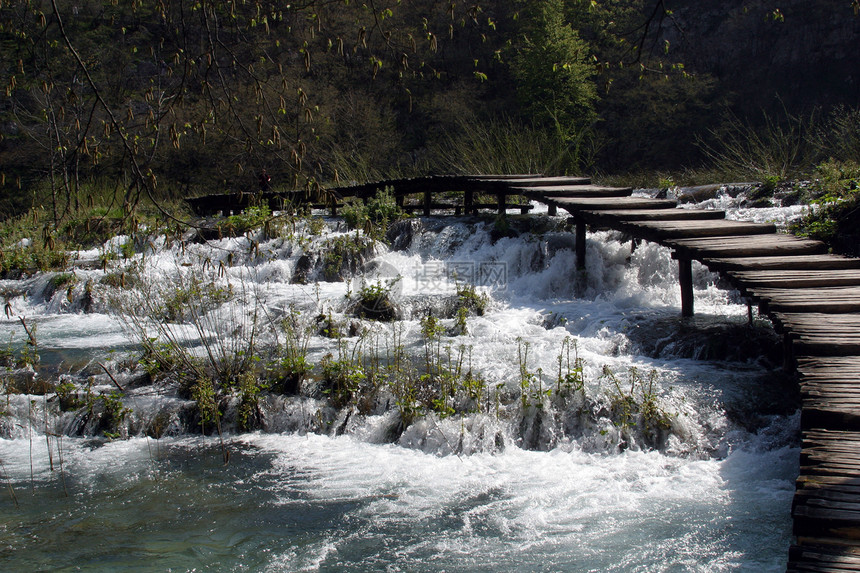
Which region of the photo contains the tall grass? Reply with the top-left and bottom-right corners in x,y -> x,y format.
430,116 -> 598,176
696,107 -> 820,180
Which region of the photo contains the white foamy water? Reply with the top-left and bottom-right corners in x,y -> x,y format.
0,190 -> 800,570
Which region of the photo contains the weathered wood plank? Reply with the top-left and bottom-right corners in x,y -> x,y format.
704,255 -> 860,272
665,234 -> 828,259
577,208 -> 727,224
777,314 -> 860,331
620,219 -> 776,242
550,196 -> 678,211
729,270 -> 860,289
747,286 -> 860,313
518,185 -> 632,197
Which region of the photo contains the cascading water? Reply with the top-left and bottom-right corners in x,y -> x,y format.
0,188 -> 803,571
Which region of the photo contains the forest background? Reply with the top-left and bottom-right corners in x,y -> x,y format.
0,0 -> 859,228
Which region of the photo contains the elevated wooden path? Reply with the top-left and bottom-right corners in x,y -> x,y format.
189,175 -> 860,571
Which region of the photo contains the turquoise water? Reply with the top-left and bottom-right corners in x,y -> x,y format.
0,207 -> 804,571
0,431 -> 796,572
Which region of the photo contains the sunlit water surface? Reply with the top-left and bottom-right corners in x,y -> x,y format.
0,192 -> 803,571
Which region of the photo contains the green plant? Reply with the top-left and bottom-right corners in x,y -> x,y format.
510,0 -> 597,150
191,376 -> 220,434
268,307 -> 312,394
234,370 -> 265,431
455,283 -> 489,316
432,115 -> 597,176
341,187 -> 404,238
320,351 -> 366,408
813,105 -> 860,163
217,205 -> 272,237
556,337 -> 585,395
696,107 -> 819,180
517,338 -> 539,409
320,233 -> 375,281
791,159 -> 860,244
354,279 -> 400,321
600,365 -> 671,441
56,381 -> 83,411
99,391 -> 132,437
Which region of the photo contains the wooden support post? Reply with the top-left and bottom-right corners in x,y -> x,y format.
520,204 -> 530,215
465,190 -> 474,215
679,257 -> 694,317
396,195 -> 404,208
548,203 -> 557,216
631,238 -> 641,254
330,202 -> 338,216
424,190 -> 432,216
497,193 -> 506,216
575,218 -> 586,270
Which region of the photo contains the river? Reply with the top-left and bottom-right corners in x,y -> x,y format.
0,189 -> 806,571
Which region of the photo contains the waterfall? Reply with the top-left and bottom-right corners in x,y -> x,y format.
0,188 -> 802,570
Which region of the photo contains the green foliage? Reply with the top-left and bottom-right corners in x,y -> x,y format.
433,115 -> 597,176
791,159 -> 860,244
234,370 -> 264,432
813,105 -> 860,163
455,284 -> 489,317
354,279 -> 400,322
511,0 -> 597,138
217,205 -> 272,237
320,233 -> 375,281
156,277 -> 234,323
599,365 -> 671,442
320,346 -> 367,409
99,391 -> 132,437
517,338 -> 546,409
340,188 -> 404,238
191,376 -> 220,435
269,307 -> 312,394
556,337 -> 585,395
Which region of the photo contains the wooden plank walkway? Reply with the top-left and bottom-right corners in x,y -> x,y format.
186,174 -> 860,571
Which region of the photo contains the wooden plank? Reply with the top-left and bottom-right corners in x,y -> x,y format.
578,208 -> 727,224
621,219 -> 776,242
794,338 -> 860,356
704,255 -> 860,272
728,270 -> 860,289
747,286 -> 860,313
665,234 -> 828,259
550,196 -> 678,211
518,185 -> 632,197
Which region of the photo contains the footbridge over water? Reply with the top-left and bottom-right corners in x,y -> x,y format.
189,174 -> 860,572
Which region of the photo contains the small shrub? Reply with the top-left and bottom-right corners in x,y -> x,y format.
455,284 -> 489,316
56,380 -> 84,411
320,353 -> 366,408
99,391 -> 132,437
217,205 -> 272,237
791,159 -> 860,246
341,187 -> 404,239
321,233 -> 375,280
353,279 -> 400,321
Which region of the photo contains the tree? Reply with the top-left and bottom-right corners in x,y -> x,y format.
510,0 -> 597,138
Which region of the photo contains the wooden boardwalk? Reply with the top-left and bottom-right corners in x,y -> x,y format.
189,175 -> 860,571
